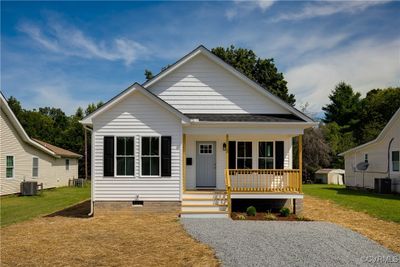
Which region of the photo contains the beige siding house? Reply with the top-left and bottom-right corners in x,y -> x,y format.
0,92 -> 81,196
339,108 -> 400,193
80,45 -> 317,217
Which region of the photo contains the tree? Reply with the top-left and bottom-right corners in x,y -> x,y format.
212,45 -> 295,105
85,101 -> 104,116
144,69 -> 154,80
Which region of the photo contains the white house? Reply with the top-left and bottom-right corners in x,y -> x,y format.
0,92 -> 81,195
315,169 -> 345,185
80,45 -> 317,217
339,108 -> 400,193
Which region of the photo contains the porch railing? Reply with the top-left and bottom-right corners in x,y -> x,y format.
225,169 -> 302,193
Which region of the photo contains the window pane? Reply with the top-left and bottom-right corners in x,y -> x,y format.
259,158 -> 266,169
142,137 -> 150,156
142,157 -> 150,175
126,157 -> 134,176
393,162 -> 399,172
266,142 -> 273,157
237,159 -> 245,169
245,142 -> 252,157
6,156 -> 13,167
117,157 -> 125,175
393,151 -> 399,171
150,157 -> 160,175
33,158 -> 38,167
393,151 -> 399,161
126,137 -> 134,156
244,159 -> 252,169
33,168 -> 38,177
238,142 -> 245,157
6,168 -> 13,178
117,137 -> 125,155
150,137 -> 159,155
259,142 -> 266,157
266,159 -> 274,169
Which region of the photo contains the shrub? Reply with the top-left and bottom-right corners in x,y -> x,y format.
280,207 -> 290,217
264,212 -> 277,221
246,206 -> 257,216
296,216 -> 311,221
236,214 -> 246,220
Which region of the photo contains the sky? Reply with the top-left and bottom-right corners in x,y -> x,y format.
1,1 -> 399,115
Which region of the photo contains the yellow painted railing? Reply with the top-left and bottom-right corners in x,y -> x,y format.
225,169 -> 302,193
224,169 -> 232,216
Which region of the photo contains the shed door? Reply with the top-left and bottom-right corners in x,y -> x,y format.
196,142 -> 216,188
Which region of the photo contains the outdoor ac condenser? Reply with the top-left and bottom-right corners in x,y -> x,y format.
20,181 -> 38,196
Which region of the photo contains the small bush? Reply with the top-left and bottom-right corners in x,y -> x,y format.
280,207 -> 290,217
296,216 -> 311,221
246,206 -> 257,216
264,212 -> 277,221
236,214 -> 246,220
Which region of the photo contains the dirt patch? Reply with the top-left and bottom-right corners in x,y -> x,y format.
303,195 -> 400,254
46,200 -> 91,218
1,210 -> 219,267
231,212 -> 312,221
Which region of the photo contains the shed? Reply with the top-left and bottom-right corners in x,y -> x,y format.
315,169 -> 345,185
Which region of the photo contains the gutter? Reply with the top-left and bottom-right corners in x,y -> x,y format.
83,125 -> 95,217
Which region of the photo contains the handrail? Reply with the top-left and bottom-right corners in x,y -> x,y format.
225,169 -> 232,217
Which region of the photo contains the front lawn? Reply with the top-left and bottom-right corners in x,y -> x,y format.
303,184 -> 400,223
0,184 -> 90,227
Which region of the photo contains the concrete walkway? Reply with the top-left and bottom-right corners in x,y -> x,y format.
182,219 -> 399,267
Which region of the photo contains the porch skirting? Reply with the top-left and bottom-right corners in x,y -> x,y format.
94,201 -> 181,214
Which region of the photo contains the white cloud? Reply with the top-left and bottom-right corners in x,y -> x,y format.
226,0 -> 276,20
286,38 -> 400,112
274,1 -> 392,21
18,17 -> 147,66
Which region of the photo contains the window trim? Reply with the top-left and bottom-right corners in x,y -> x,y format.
6,155 -> 14,179
65,159 -> 70,171
236,141 -> 253,169
258,141 -> 275,169
32,156 -> 39,178
114,136 -> 136,178
392,151 -> 399,172
140,135 -> 161,178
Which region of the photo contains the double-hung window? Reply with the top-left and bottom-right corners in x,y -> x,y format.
259,142 -> 274,169
66,159 -> 70,170
364,154 -> 368,163
141,137 -> 160,176
237,142 -> 252,169
32,157 -> 39,178
393,151 -> 399,172
116,137 -> 135,176
6,156 -> 14,178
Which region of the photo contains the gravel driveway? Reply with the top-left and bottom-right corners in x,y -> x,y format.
182,219 -> 399,267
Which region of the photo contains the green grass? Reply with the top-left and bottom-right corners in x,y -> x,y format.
0,184 -> 90,227
303,184 -> 400,223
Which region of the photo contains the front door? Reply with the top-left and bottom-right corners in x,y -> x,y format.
196,141 -> 216,188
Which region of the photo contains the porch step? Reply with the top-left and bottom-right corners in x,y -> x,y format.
180,210 -> 229,218
181,206 -> 227,212
181,191 -> 228,218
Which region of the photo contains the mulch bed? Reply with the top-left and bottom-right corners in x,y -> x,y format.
232,212 -> 312,221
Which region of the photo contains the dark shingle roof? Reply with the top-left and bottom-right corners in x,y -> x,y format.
185,114 -> 305,122
33,139 -> 82,158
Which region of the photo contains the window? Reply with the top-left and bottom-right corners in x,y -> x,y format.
141,137 -> 160,176
66,159 -> 70,170
393,151 -> 399,172
259,142 -> 274,169
32,157 -> 39,177
237,142 -> 252,169
116,137 -> 135,176
364,154 -> 368,163
199,144 -> 213,154
6,156 -> 14,178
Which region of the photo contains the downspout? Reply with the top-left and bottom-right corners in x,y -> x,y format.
83,125 -> 94,216
388,138 -> 394,179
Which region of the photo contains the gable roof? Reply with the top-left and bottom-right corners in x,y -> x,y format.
339,107 -> 400,156
143,45 -> 314,123
0,91 -> 80,158
33,139 -> 81,158
315,168 -> 345,174
80,83 -> 190,125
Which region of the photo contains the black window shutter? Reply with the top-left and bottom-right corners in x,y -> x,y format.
161,136 -> 172,177
104,136 -> 114,176
228,141 -> 236,169
275,141 -> 284,169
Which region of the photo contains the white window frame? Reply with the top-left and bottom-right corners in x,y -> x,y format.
140,135 -> 161,178
236,141 -> 253,169
392,151 -> 399,172
258,141 -> 274,169
65,159 -> 70,171
364,154 -> 368,163
199,143 -> 214,155
114,136 -> 135,178
6,155 -> 14,179
32,157 -> 39,178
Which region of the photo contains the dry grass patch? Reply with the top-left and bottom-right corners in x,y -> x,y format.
303,195 -> 400,254
1,211 -> 219,267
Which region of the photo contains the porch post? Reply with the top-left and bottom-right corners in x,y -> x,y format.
84,127 -> 88,180
183,134 -> 186,193
225,134 -> 229,169
298,134 -> 303,192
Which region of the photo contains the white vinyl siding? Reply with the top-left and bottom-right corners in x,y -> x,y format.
32,157 -> 39,178
148,54 -> 290,114
92,90 -> 182,201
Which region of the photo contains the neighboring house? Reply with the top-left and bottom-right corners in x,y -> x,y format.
0,92 -> 81,196
80,45 -> 317,217
339,108 -> 400,193
315,169 -> 345,185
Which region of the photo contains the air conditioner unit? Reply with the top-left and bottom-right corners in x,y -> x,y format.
20,181 -> 38,196
374,178 -> 391,194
